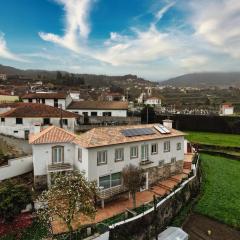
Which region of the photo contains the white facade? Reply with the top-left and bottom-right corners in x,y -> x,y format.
32,135 -> 184,188
0,117 -> 76,139
23,98 -> 66,109
145,98 -> 161,105
220,105 -> 234,115
0,73 -> 7,81
68,109 -> 127,117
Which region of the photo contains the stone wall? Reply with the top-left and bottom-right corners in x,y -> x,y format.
109,163 -> 201,240
147,160 -> 183,186
34,174 -> 48,190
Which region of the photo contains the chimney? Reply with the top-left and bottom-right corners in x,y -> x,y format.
33,123 -> 41,134
163,119 -> 173,129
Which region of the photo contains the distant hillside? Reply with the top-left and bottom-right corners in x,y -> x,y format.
0,64 -> 153,88
160,72 -> 240,88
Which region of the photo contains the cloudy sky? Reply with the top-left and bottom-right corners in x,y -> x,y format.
0,0 -> 240,80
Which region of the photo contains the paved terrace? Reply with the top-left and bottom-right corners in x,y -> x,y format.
52,153 -> 194,234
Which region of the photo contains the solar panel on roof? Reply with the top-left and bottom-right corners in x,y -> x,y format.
121,128 -> 155,137
154,124 -> 171,134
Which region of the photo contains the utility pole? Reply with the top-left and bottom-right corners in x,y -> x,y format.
60,104 -> 63,128
146,105 -> 149,124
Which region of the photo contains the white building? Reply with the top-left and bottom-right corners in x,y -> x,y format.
0,73 -> 7,81
144,97 -> 161,106
219,103 -> 234,116
0,103 -> 82,139
67,101 -> 128,117
105,93 -> 126,102
30,121 -> 186,206
22,92 -> 67,109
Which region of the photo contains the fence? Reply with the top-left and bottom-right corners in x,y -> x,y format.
0,155 -> 33,181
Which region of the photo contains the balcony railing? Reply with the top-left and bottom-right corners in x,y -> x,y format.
48,163 -> 73,172
140,159 -> 153,166
99,185 -> 126,199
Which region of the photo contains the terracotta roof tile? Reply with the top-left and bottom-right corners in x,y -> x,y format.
22,92 -> 66,99
29,124 -> 185,147
74,124 -> 186,148
67,101 -> 128,110
29,126 -> 76,144
0,103 -> 80,118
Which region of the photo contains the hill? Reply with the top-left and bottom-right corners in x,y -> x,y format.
160,72 -> 240,88
0,64 -> 154,88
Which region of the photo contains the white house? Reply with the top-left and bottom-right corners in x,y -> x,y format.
0,73 -> 7,81
144,97 -> 161,106
29,121 -> 186,207
67,101 -> 128,117
0,103 -> 82,139
105,93 -> 126,102
219,103 -> 234,116
22,92 -> 67,109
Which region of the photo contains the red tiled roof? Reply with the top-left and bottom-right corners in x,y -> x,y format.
0,103 -> 80,118
29,124 -> 185,147
74,124 -> 186,148
21,92 -> 66,99
29,126 -> 76,144
67,101 -> 128,110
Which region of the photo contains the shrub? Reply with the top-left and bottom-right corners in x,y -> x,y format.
0,181 -> 32,222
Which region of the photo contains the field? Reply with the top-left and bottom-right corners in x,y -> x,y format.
194,153 -> 240,228
186,131 -> 240,147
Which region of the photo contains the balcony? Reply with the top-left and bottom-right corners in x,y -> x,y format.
99,185 -> 126,200
140,159 -> 154,166
48,163 -> 73,172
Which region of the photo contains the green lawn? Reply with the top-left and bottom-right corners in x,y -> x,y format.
194,153 -> 240,228
186,131 -> 240,147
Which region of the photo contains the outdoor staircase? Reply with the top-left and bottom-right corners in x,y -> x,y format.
183,161 -> 192,170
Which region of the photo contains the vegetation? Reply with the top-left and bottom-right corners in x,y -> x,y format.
194,153 -> 240,228
0,181 -> 32,222
186,131 -> 240,147
122,164 -> 144,208
37,171 -> 97,235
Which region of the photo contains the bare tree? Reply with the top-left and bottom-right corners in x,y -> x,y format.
37,171 -> 98,236
122,164 -> 144,208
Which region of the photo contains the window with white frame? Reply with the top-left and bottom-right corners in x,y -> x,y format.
115,148 -> 124,161
177,142 -> 181,150
171,157 -> 176,164
78,148 -> 82,162
99,172 -> 122,189
130,146 -> 138,158
164,141 -> 170,152
151,143 -> 158,154
97,150 -> 107,165
52,146 -> 64,164
141,144 -> 149,160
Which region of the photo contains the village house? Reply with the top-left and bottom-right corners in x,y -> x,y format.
219,103 -> 234,115
0,103 -> 82,139
144,97 -> 161,106
103,92 -> 126,102
0,73 -> 7,81
66,101 -> 128,117
29,120 -> 186,207
22,92 -> 67,109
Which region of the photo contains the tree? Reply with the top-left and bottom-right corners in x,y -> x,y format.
37,171 -> 98,235
122,164 -> 144,208
0,181 -> 32,222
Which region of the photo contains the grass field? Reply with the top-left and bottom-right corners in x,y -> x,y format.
194,153 -> 240,228
186,131 -> 240,147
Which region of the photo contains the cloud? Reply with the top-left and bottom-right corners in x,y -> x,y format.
180,55 -> 208,68
39,0 -> 93,52
94,2 -> 179,66
189,0 -> 240,58
0,33 -> 24,61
